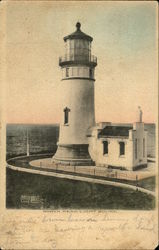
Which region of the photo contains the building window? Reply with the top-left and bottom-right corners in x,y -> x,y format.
66,67 -> 69,77
64,107 -> 70,124
103,141 -> 108,155
119,142 -> 125,156
143,138 -> 145,157
135,139 -> 137,159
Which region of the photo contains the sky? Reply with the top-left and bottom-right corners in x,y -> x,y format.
4,1 -> 158,124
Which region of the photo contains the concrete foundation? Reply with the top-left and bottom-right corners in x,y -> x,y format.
52,144 -> 95,166
132,164 -> 147,171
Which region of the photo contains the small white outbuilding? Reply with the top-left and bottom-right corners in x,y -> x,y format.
88,109 -> 147,171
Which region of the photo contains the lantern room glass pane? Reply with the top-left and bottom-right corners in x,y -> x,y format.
70,40 -> 74,49
66,68 -> 69,77
64,39 -> 92,62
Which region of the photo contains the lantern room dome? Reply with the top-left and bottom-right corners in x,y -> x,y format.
64,22 -> 93,42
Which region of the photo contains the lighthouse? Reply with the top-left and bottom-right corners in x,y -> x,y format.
52,22 -> 97,166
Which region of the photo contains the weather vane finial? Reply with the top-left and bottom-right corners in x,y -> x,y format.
76,22 -> 81,31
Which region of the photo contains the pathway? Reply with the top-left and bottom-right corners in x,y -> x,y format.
7,160 -> 155,197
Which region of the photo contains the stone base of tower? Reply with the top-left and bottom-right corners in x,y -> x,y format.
52,144 -> 95,166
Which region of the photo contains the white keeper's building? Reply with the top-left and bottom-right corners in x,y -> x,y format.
88,118 -> 147,171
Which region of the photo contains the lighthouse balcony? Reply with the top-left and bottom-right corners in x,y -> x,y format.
59,54 -> 97,67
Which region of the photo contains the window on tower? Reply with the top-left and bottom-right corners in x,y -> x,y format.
66,67 -> 69,77
64,107 -> 70,125
89,68 -> 93,78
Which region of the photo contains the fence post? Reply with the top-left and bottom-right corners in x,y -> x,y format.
136,175 -> 139,191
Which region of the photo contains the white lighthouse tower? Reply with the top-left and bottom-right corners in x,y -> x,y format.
52,22 -> 97,166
